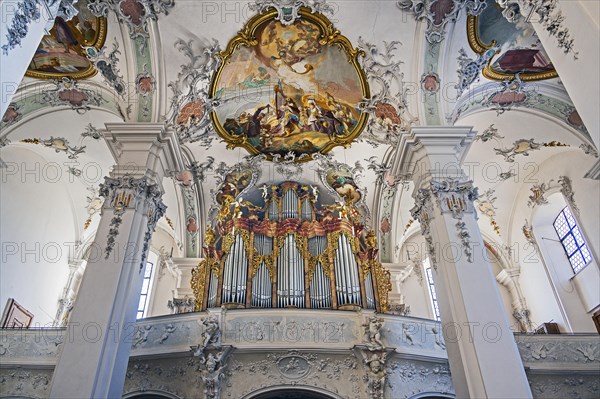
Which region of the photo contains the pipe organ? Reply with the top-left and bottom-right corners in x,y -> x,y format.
191,182 -> 391,313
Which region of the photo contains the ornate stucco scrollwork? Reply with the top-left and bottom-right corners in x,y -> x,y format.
249,0 -> 335,26
412,179 -> 479,267
372,261 -> 392,313
430,178 -> 479,219
497,0 -> 578,58
36,77 -> 106,113
410,187 -> 438,270
139,183 -> 167,271
356,39 -> 417,147
456,46 -> 500,96
88,0 -> 174,54
527,180 -> 554,208
164,38 -> 222,146
1,0 -> 41,55
398,0 -> 487,44
558,175 -> 578,216
85,39 -> 126,98
190,315 -> 230,399
430,179 -> 478,263
191,260 -> 209,311
99,175 -> 165,263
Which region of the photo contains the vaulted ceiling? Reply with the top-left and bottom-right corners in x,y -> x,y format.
1,0 -> 596,279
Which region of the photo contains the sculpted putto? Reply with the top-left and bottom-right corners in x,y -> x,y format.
362,316 -> 385,350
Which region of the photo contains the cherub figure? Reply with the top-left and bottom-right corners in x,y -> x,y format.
200,351 -> 226,399
362,316 -> 385,350
132,325 -> 152,348
310,184 -> 319,202
364,352 -> 388,399
201,314 -> 221,349
155,324 -> 177,344
231,197 -> 244,219
260,184 -> 269,200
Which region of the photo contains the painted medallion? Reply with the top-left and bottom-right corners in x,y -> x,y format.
26,0 -> 107,80
467,0 -> 557,81
210,8 -> 369,160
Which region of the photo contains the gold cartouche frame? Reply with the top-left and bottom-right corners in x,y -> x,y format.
467,15 -> 558,82
209,6 -> 370,162
25,15 -> 107,80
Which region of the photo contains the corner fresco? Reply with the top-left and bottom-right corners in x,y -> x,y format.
467,0 -> 557,81
325,168 -> 362,204
210,7 -> 369,160
26,0 -> 107,80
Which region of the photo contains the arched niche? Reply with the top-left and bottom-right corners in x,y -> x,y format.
242,385 -> 343,399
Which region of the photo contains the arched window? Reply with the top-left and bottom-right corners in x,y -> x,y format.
423,258 -> 440,321
137,260 -> 155,319
553,206 -> 593,274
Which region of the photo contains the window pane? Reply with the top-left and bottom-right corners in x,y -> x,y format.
581,245 -> 592,264
144,262 -> 154,278
572,226 -> 585,247
423,261 -> 440,321
562,234 -> 578,256
564,208 -> 576,228
141,278 -> 150,294
554,207 -> 593,274
138,295 -> 146,311
569,252 -> 585,273
553,213 -> 569,238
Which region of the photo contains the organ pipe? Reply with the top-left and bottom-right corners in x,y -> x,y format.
365,271 -> 376,309
192,182 -> 391,313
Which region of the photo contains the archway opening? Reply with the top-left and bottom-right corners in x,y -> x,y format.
248,388 -> 337,399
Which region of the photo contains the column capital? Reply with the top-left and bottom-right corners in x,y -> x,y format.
394,126 -> 475,187
103,122 -> 184,185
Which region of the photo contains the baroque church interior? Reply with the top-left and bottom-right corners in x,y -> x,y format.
0,0 -> 599,398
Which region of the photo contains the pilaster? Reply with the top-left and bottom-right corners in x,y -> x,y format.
398,126 -> 533,398
49,123 -> 183,398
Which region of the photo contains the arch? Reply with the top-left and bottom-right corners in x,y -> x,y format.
242,385 -> 344,399
407,393 -> 456,399
122,390 -> 182,399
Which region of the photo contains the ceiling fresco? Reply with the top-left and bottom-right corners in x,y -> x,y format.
26,0 -> 107,80
2,0 -> 595,268
209,7 -> 369,159
467,0 -> 558,81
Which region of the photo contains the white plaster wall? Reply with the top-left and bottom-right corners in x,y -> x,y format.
146,226 -> 181,318
510,151 -> 600,332
0,147 -> 75,325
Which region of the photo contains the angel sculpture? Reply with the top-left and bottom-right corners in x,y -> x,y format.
364,352 -> 388,399
362,316 -> 385,350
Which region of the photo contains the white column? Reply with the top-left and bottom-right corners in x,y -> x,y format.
0,0 -> 76,115
49,123 -> 183,398
516,0 -> 599,147
398,126 -> 532,398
